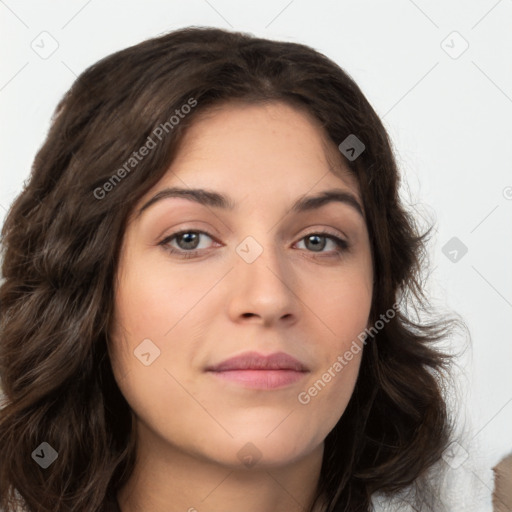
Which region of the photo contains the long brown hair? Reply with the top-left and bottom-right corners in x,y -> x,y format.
0,26 -> 460,511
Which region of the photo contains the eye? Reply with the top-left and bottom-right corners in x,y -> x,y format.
159,230 -> 217,258
158,229 -> 349,259
294,230 -> 349,258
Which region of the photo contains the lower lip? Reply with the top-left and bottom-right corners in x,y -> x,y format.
207,369 -> 307,389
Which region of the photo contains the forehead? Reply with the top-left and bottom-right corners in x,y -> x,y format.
181,100 -> 351,169
151,100 -> 361,200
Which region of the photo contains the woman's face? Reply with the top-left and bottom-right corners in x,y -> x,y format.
109,101 -> 373,470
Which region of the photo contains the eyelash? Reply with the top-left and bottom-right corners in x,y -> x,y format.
158,229 -> 350,260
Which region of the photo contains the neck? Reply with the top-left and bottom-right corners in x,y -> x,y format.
117,425 -> 325,512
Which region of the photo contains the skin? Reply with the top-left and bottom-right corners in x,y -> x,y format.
493,452 -> 512,512
109,101 -> 374,512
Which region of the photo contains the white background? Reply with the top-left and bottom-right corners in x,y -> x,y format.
1,1 -> 511,510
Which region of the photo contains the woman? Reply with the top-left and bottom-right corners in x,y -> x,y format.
0,26 -> 458,511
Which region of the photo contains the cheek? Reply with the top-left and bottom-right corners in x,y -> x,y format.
310,266 -> 372,343
112,252 -> 208,341
297,343 -> 363,444
108,262 -> 208,443
109,252 -> 214,395
295,266 -> 370,431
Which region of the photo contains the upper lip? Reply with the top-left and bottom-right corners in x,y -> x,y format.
206,351 -> 309,372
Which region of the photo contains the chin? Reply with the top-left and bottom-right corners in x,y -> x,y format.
196,425 -> 322,470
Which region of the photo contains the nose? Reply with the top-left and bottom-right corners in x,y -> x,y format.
227,239 -> 299,328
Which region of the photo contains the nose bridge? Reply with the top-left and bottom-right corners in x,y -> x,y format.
237,229 -> 291,287
230,229 -> 298,321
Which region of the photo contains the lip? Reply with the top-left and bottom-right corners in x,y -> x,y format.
205,351 -> 309,390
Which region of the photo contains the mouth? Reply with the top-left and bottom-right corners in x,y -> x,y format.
205,351 -> 310,390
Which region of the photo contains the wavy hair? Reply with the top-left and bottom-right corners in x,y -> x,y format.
0,26 -> 459,511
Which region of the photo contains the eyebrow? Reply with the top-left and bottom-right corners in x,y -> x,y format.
136,186 -> 364,219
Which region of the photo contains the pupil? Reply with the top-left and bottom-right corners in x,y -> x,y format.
180,233 -> 198,249
308,235 -> 325,252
